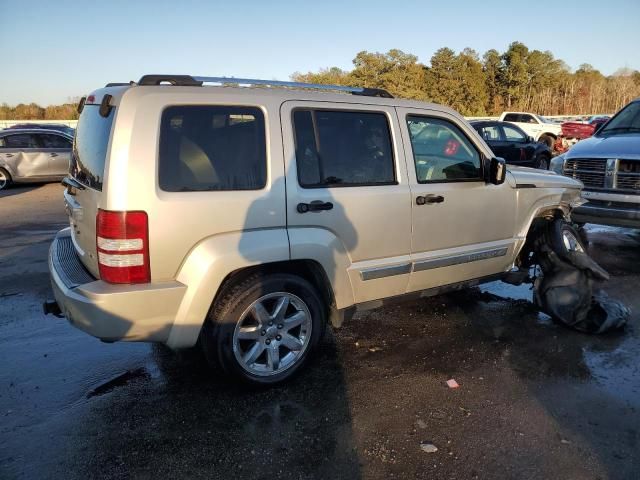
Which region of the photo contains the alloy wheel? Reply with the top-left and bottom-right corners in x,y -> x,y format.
232,292 -> 312,376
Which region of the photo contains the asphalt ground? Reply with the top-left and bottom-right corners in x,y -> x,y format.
1,183 -> 638,480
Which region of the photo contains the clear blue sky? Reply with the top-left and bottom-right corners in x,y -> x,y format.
2,0 -> 639,106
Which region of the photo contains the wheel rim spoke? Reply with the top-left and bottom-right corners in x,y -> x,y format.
267,345 -> 280,371
271,296 -> 290,322
237,325 -> 260,340
251,302 -> 270,324
242,342 -> 265,365
283,311 -> 306,331
281,333 -> 303,351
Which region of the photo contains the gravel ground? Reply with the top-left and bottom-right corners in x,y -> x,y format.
1,183 -> 638,480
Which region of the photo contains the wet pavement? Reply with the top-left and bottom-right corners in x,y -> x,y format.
1,183 -> 639,480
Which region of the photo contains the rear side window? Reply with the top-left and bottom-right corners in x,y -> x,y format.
159,106 -> 267,192
5,134 -> 38,148
71,105 -> 115,191
293,109 -> 395,187
39,134 -> 72,148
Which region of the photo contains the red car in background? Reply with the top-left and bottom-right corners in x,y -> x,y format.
555,116 -> 610,152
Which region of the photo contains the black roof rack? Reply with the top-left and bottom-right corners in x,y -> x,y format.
136,75 -> 393,98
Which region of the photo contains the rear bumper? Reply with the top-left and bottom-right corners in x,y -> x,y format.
48,228 -> 187,343
572,200 -> 640,228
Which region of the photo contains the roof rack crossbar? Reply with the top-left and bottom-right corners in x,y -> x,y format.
137,75 -> 393,98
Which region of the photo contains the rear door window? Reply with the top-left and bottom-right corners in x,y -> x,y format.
503,114 -> 520,122
292,109 -> 395,187
5,134 -> 38,148
158,106 -> 267,191
71,105 -> 115,190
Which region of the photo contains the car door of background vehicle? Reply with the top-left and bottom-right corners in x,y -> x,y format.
281,100 -> 412,305
37,133 -> 72,177
396,107 -> 518,293
1,133 -> 48,179
477,124 -> 509,159
500,124 -> 534,164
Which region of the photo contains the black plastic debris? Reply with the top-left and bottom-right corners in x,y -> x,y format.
532,224 -> 629,334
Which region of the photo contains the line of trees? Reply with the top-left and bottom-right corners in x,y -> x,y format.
292,42 -> 640,116
0,102 -> 79,121
2,42 -> 639,119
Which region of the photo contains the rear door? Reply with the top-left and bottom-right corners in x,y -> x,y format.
397,107 -> 517,293
66,102 -> 115,277
38,133 -> 72,177
281,101 -> 412,304
2,133 -> 48,178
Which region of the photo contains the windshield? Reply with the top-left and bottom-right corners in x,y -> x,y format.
70,105 -> 115,190
598,101 -> 640,136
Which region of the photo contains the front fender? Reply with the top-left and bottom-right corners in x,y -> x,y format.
166,228 -> 289,349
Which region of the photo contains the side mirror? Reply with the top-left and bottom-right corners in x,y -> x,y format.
488,157 -> 506,185
526,136 -> 535,143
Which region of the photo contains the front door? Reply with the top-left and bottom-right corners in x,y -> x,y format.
281,101 -> 412,305
2,133 -> 48,179
396,108 -> 518,293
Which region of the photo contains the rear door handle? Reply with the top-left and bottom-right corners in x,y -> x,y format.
5,153 -> 13,158
50,152 -> 59,157
297,201 -> 334,213
416,195 -> 444,205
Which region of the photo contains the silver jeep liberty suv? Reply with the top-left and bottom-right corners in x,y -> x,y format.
46,74 -> 585,385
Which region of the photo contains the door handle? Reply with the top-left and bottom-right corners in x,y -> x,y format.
50,152 -> 59,157
5,154 -> 13,158
416,195 -> 444,205
297,200 -> 334,213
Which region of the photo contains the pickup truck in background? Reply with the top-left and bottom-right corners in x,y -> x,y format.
499,112 -> 562,150
550,100 -> 640,228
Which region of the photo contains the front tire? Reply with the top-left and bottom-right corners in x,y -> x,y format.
200,273 -> 326,385
0,168 -> 12,191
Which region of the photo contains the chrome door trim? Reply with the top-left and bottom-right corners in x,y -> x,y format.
413,247 -> 508,272
360,263 -> 412,281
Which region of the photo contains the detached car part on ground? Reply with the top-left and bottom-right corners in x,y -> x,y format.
508,217 -> 628,334
45,75 -> 628,386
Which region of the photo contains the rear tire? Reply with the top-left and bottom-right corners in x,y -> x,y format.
0,168 -> 12,191
536,154 -> 550,170
200,273 -> 326,386
539,134 -> 555,150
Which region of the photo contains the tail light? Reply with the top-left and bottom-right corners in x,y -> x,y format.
96,210 -> 150,284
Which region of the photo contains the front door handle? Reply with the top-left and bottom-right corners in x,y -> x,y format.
50,152 -> 59,157
416,195 -> 444,205
297,200 -> 334,213
5,153 -> 13,158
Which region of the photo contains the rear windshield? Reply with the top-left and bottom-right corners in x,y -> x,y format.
70,105 -> 115,191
